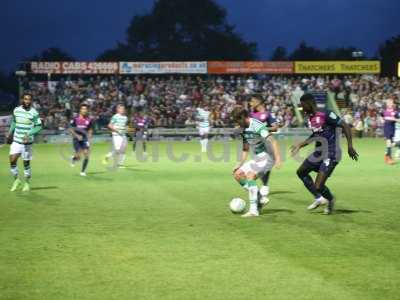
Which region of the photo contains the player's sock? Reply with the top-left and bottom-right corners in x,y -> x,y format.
23,160 -> 31,181
299,174 -> 321,198
239,179 -> 249,190
247,180 -> 259,215
261,171 -> 270,186
386,147 -> 392,157
118,153 -> 125,166
82,158 -> 89,173
203,138 -> 208,151
200,139 -> 205,152
321,186 -> 333,201
133,141 -> 136,152
143,142 -> 147,154
10,163 -> 18,178
260,185 -> 269,197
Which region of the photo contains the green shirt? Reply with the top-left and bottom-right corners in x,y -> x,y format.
196,108 -> 210,128
110,114 -> 128,135
11,106 -> 42,144
242,118 -> 270,155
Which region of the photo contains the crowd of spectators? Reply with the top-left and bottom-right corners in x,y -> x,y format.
23,74 -> 399,136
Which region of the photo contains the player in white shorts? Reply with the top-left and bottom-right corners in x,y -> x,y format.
7,93 -> 42,192
232,108 -> 282,217
196,104 -> 211,153
103,104 -> 128,168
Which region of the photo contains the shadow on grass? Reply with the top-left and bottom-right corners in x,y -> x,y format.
269,190 -> 296,196
84,176 -> 114,182
334,209 -> 372,215
87,171 -> 107,175
31,186 -> 58,191
122,167 -> 152,172
16,192 -> 60,205
261,208 -> 295,215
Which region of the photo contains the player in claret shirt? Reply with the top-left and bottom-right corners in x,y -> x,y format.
291,94 -> 359,214
69,103 -> 93,176
382,98 -> 398,165
132,111 -> 149,156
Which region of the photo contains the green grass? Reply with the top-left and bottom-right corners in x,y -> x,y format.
0,138 -> 399,300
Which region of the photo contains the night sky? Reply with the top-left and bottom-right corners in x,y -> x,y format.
1,0 -> 399,72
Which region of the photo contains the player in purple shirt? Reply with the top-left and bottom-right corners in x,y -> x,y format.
132,112 -> 148,155
291,94 -> 358,214
249,96 -> 278,206
69,103 -> 93,176
383,98 -> 398,165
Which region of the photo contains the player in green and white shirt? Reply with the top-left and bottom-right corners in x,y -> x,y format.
7,93 -> 42,192
232,108 -> 282,217
196,104 -> 211,153
103,104 -> 128,167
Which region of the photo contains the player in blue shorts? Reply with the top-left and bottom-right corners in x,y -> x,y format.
291,94 -> 359,214
69,103 -> 94,176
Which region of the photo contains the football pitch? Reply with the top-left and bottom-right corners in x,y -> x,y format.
0,138 -> 399,300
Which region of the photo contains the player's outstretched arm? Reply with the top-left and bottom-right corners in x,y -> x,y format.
233,144 -> 249,173
341,122 -> 359,161
290,134 -> 314,157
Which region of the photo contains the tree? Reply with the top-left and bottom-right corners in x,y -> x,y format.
97,0 -> 257,61
0,70 -> 18,98
323,47 -> 359,60
270,46 -> 287,61
28,47 -> 74,61
379,35 -> 400,76
289,41 -> 325,61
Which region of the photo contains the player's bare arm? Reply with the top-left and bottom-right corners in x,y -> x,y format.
69,128 -> 83,141
340,121 -> 359,161
267,135 -> 282,169
290,135 -> 314,156
108,122 -> 116,133
233,144 -> 249,173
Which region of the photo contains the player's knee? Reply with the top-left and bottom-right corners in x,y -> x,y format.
246,172 -> 257,180
233,170 -> 244,181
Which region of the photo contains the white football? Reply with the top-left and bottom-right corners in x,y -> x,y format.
229,198 -> 246,213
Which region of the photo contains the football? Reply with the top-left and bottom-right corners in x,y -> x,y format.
229,198 -> 246,213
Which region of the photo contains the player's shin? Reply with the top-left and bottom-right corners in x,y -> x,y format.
119,153 -> 125,166
320,186 -> 333,201
23,160 -> 31,181
298,172 -> 320,198
10,162 -> 18,179
385,140 -> 393,158
203,138 -> 208,152
261,171 -> 270,186
82,158 -> 89,173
